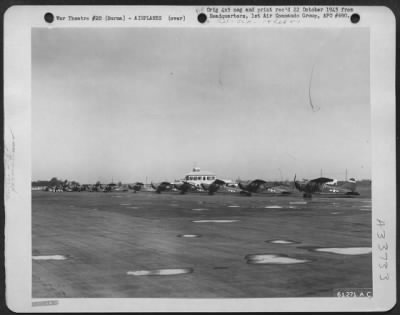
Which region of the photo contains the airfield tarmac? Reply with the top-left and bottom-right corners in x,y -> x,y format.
32,191 -> 372,298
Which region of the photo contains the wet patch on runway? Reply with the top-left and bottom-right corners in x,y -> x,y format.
192,220 -> 239,223
266,239 -> 299,245
245,254 -> 309,264
170,204 -> 179,207
127,268 -> 193,276
213,266 -> 229,270
313,247 -> 372,255
192,208 -> 208,211
177,234 -> 201,238
228,205 -> 240,208
127,206 -> 139,209
331,212 -> 340,214
33,255 -> 67,261
289,201 -> 307,205
265,205 -> 283,209
120,203 -> 130,206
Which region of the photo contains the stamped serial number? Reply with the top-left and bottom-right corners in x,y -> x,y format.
334,288 -> 372,298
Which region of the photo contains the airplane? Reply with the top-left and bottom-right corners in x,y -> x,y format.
201,179 -> 227,195
151,181 -> 175,193
294,175 -> 360,198
128,182 -> 144,193
238,179 -> 291,196
152,180 -> 202,194
103,183 -> 128,193
238,179 -> 269,196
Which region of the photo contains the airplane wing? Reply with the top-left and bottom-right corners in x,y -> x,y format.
151,181 -> 174,193
213,179 -> 226,186
308,177 -> 334,184
251,179 -> 267,185
303,177 -> 334,194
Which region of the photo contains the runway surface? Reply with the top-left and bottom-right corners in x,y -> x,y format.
32,191 -> 372,298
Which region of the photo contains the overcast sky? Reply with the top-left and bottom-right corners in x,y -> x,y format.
32,27 -> 370,183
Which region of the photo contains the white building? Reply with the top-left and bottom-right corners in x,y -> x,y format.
184,167 -> 217,187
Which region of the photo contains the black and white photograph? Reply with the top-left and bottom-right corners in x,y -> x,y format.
4,5 -> 396,312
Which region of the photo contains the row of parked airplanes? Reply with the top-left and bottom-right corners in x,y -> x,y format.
45,176 -> 360,199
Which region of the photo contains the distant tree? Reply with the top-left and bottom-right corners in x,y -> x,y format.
95,181 -> 101,186
117,181 -> 122,187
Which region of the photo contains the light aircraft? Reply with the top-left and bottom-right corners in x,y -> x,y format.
151,181 -> 196,194
294,175 -> 359,198
103,183 -> 128,192
128,182 -> 144,193
201,179 -> 227,195
238,179 -> 291,196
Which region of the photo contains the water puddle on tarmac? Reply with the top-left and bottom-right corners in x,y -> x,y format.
266,240 -> 299,244
192,208 -> 208,211
360,206 -> 372,211
314,247 -> 372,255
228,205 -> 240,208
127,268 -> 193,276
289,201 -> 308,205
177,234 -> 201,238
265,206 -> 282,209
127,206 -> 139,209
120,203 -> 130,206
192,220 -> 239,223
246,254 -> 309,264
331,212 -> 340,214
33,255 -> 67,261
